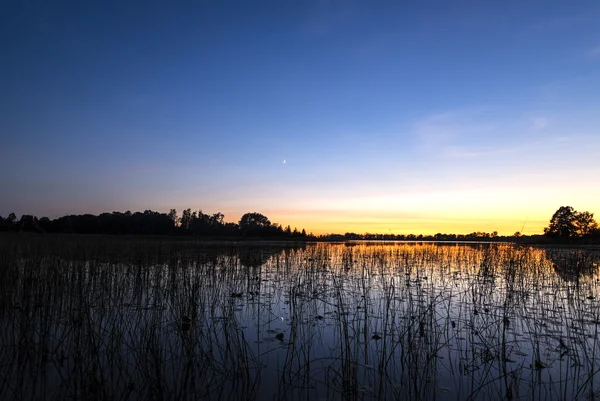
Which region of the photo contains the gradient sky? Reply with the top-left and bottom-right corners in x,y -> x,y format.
2,1 -> 600,235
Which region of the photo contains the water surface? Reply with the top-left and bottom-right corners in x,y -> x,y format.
1,237 -> 600,400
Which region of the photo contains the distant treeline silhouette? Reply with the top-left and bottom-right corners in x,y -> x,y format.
1,206 -> 597,243
320,231 -> 513,242
0,209 -> 310,238
316,206 -> 599,243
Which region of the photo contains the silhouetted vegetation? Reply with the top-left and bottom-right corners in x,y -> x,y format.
2,205 -> 599,243
2,238 -> 600,400
319,231 -> 511,242
316,207 -> 600,244
543,206 -> 600,243
0,209 -> 312,239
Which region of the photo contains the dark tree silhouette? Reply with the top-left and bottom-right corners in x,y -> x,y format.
3,208 -> 314,238
239,212 -> 271,236
211,212 -> 224,226
0,215 -> 8,232
0,213 -> 19,232
180,208 -> 192,230
18,215 -> 39,232
544,206 -> 578,237
544,206 -> 599,238
575,211 -> 599,236
168,209 -> 178,227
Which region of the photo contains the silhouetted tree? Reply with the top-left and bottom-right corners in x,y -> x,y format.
575,211 -> 598,236
1,208 -> 314,239
544,206 -> 578,237
223,222 -> 239,235
239,212 -> 271,236
180,208 -> 192,230
545,206 -> 599,238
168,209 -> 178,227
211,212 -> 224,226
0,215 -> 7,231
37,217 -> 51,232
18,215 -> 40,232
0,213 -> 17,231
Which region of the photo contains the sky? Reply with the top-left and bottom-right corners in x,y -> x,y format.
2,1 -> 600,235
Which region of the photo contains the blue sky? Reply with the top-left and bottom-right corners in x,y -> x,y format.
2,1 -> 600,234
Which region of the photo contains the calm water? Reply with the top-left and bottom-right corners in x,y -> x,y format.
1,237 -> 600,400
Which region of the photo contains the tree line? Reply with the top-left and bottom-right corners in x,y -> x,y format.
0,209 -> 311,239
317,206 -> 599,243
319,231 -> 509,242
1,206 -> 597,242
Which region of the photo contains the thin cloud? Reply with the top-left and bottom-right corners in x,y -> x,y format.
412,111 -> 498,150
413,112 -> 475,146
443,145 -> 519,159
531,117 -> 549,130
589,45 -> 600,58
411,111 -> 565,162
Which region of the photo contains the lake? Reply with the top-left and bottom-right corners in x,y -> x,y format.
1,236 -> 600,400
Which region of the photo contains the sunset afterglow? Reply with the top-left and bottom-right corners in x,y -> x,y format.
2,2 -> 600,235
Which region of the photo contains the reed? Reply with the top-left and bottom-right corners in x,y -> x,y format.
0,235 -> 599,400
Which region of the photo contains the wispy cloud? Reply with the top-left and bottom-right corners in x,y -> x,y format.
410,110 -> 572,164
589,45 -> 600,58
412,111 -> 515,160
531,117 -> 549,130
412,112 -> 497,148
443,145 -> 519,159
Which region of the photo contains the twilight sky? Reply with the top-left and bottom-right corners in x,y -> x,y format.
2,1 -> 600,235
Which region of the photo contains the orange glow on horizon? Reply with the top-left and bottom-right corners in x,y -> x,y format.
217,183 -> 600,236
264,215 -> 549,236
221,207 -> 552,236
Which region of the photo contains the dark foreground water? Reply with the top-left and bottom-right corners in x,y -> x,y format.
1,236 -> 600,400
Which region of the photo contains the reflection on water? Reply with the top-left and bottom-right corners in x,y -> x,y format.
546,247 -> 600,282
1,237 -> 600,400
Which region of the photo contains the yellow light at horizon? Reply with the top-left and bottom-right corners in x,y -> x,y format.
257,186 -> 599,236
180,171 -> 600,237
274,214 -> 548,236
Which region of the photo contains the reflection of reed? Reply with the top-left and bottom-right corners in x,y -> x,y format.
1,236 -> 600,400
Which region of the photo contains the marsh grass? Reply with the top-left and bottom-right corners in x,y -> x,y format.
1,235 -> 600,400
